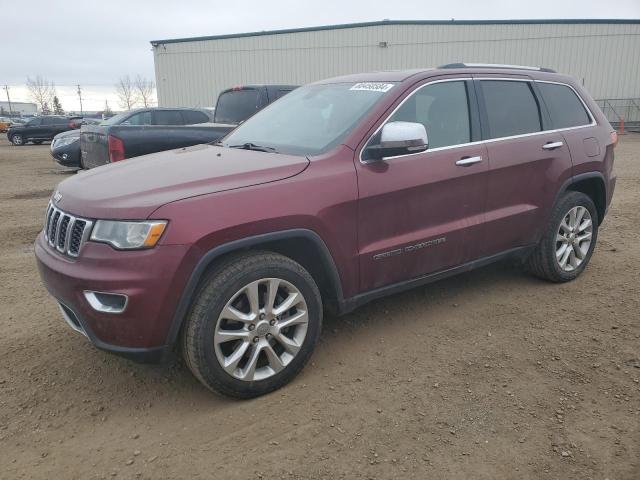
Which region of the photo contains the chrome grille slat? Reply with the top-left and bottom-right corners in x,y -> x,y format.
44,202 -> 92,257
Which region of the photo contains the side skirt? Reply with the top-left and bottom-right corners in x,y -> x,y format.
338,245 -> 534,314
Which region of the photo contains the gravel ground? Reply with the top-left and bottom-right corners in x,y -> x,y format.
0,135 -> 639,480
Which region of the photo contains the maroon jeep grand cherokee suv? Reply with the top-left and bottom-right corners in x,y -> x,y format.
36,64 -> 617,398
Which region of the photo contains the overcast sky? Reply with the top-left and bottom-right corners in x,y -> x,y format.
2,0 -> 639,111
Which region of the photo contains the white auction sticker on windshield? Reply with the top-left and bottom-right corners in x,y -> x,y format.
350,82 -> 394,93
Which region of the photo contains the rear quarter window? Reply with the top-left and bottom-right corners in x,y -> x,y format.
154,110 -> 185,126
183,110 -> 210,124
214,89 -> 262,124
480,80 -> 542,139
537,82 -> 591,129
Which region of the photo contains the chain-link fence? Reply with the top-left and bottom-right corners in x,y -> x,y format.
594,99 -> 640,129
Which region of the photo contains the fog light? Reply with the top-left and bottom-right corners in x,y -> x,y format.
84,290 -> 128,313
62,153 -> 68,160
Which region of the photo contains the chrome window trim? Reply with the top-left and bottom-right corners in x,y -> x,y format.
359,77 -> 472,164
533,79 -> 597,127
359,77 -> 597,164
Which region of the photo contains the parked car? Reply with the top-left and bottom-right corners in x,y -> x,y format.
36,64 -> 616,398
7,115 -> 82,145
50,119 -> 102,168
0,117 -> 12,132
81,85 -> 297,169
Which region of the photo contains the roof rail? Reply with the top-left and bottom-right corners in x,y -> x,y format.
439,63 -> 556,73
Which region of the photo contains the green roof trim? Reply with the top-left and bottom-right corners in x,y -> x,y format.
150,19 -> 640,45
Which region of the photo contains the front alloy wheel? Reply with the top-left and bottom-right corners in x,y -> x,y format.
182,251 -> 322,398
214,278 -> 309,382
11,134 -> 23,146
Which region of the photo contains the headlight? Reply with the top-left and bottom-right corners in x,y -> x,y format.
54,136 -> 79,148
90,220 -> 167,249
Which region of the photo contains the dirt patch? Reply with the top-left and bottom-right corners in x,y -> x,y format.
0,136 -> 639,479
8,188 -> 53,200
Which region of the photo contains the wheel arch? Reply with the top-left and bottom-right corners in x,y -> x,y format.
165,229 -> 344,348
562,172 -> 607,223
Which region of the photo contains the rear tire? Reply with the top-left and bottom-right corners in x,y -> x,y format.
11,134 -> 24,146
526,191 -> 598,282
182,251 -> 322,398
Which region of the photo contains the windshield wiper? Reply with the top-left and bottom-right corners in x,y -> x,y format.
228,142 -> 278,153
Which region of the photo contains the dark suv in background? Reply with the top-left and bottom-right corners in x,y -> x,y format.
8,115 -> 83,145
36,64 -> 616,398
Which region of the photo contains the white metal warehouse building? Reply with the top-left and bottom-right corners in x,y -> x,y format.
151,19 -> 640,121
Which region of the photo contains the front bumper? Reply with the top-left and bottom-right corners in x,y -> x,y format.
35,232 -> 194,362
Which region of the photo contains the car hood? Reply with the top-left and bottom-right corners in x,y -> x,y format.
54,144 -> 310,219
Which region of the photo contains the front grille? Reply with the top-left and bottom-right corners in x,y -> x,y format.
44,203 -> 93,257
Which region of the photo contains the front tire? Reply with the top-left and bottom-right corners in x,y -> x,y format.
182,251 -> 322,398
527,191 -> 598,282
11,134 -> 24,146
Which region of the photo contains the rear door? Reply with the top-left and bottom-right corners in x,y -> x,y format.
25,117 -> 44,139
356,77 -> 488,291
535,81 -> 600,175
474,76 -> 573,257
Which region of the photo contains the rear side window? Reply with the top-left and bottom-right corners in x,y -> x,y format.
43,117 -> 61,125
214,89 -> 263,124
154,110 -> 185,125
480,80 -> 542,139
537,82 -> 591,129
388,81 -> 471,149
125,111 -> 153,125
183,110 -> 209,124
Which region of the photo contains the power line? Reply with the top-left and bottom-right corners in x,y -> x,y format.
77,85 -> 83,114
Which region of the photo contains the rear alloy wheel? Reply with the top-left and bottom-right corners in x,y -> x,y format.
11,134 -> 24,146
182,251 -> 322,398
555,206 -> 593,272
526,191 -> 598,282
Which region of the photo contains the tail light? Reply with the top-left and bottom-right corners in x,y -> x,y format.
610,131 -> 618,147
108,135 -> 125,162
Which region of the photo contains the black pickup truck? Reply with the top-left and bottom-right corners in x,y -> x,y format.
81,85 -> 297,169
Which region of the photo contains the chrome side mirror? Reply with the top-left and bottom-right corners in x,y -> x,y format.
365,121 -> 428,161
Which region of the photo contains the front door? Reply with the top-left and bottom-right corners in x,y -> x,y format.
356,78 -> 488,292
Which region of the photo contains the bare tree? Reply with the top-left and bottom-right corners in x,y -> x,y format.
134,75 -> 156,107
115,75 -> 138,110
26,76 -> 56,113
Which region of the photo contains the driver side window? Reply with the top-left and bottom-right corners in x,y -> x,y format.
388,81 -> 471,150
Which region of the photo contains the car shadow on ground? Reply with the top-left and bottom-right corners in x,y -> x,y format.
41,258 -> 540,409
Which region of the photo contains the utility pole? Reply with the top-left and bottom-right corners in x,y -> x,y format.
3,85 -> 13,116
77,84 -> 83,114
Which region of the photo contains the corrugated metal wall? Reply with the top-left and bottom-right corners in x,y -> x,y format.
153,22 -> 640,107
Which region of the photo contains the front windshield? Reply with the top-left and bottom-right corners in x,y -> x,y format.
220,82 -> 396,156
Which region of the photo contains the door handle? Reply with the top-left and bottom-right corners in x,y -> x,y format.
456,156 -> 483,167
542,141 -> 564,150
